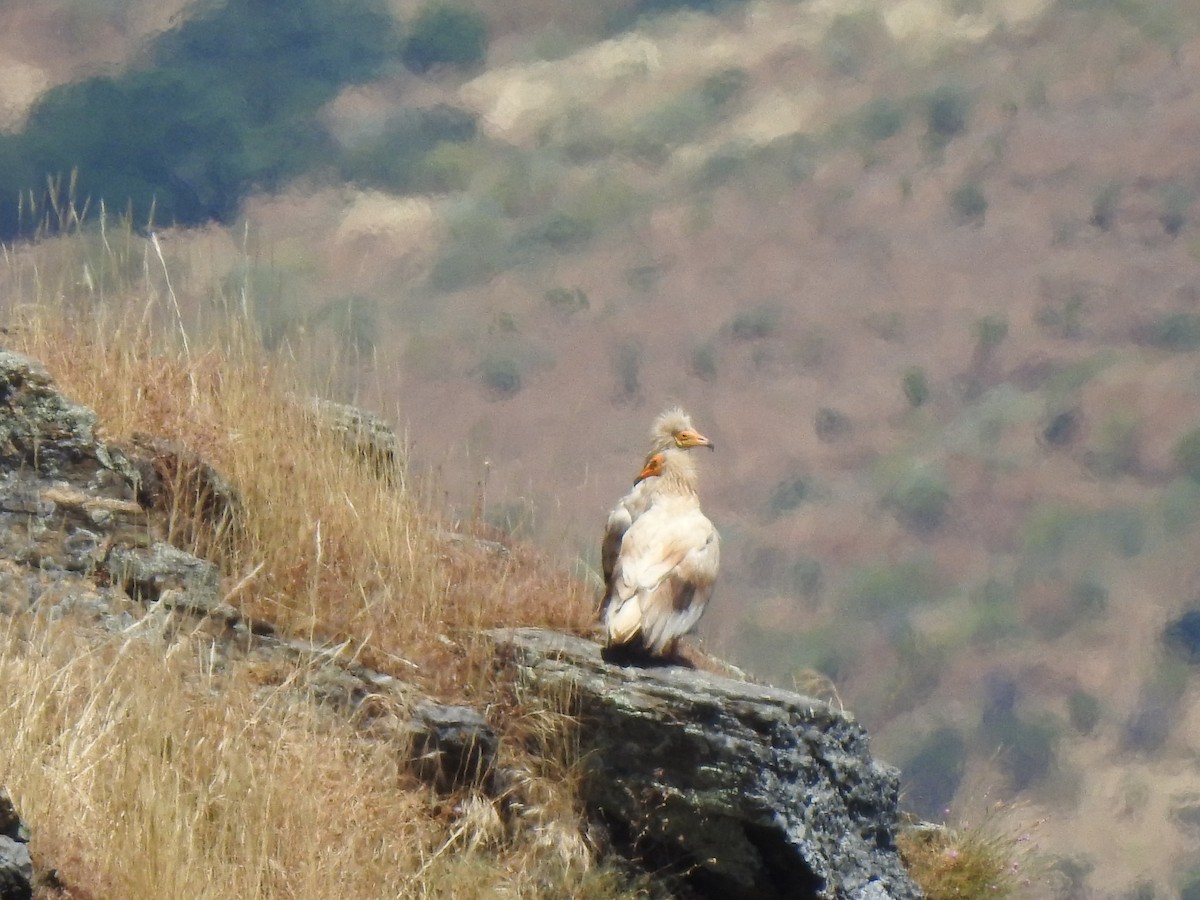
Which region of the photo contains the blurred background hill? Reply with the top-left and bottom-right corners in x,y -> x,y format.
4,0 -> 1200,894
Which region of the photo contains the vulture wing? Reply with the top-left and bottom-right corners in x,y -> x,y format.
601,478 -> 653,596
600,452 -> 667,603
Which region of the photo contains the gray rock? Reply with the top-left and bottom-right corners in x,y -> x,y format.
0,350 -> 137,487
407,701 -> 498,792
0,837 -> 30,900
125,433 -> 242,544
309,398 -> 400,479
104,542 -> 221,610
0,791 -> 31,900
492,627 -> 922,900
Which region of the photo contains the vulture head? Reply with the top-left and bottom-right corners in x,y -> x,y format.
649,406 -> 714,457
635,451 -> 667,483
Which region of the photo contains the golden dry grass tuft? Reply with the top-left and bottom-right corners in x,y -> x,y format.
897,807 -> 1043,900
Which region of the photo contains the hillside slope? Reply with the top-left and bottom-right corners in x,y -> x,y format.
5,0 -> 1200,894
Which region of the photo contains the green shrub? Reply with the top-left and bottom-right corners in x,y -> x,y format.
900,727 -> 967,820
695,146 -> 746,188
1034,278 -> 1089,339
626,100 -> 711,164
543,287 -> 589,316
1123,672 -> 1185,754
968,579 -> 1022,645
625,264 -> 662,293
1087,410 -> 1140,478
308,294 -> 378,354
402,3 -> 488,72
858,97 -> 906,142
926,85 -> 970,144
475,353 -> 522,398
950,182 -> 987,224
611,339 -> 643,406
822,11 -> 887,78
553,110 -> 618,165
0,0 -> 401,238
864,309 -> 905,341
974,314 -> 1008,354
1102,506 -> 1146,557
523,175 -> 640,251
814,407 -> 851,442
526,210 -> 595,250
485,497 -> 536,539
339,105 -> 478,193
1071,578 -> 1108,614
889,625 -> 948,711
888,465 -> 951,533
699,67 -> 749,111
1050,857 -> 1096,899
690,342 -> 718,382
788,557 -> 823,600
1020,505 -> 1081,569
1031,576 -> 1111,640
1161,181 -> 1192,236
1163,476 -> 1200,534
1042,409 -> 1080,446
633,0 -> 749,16
982,712 -> 1059,792
845,559 -> 940,619
902,366 -> 930,408
413,140 -> 482,193
729,304 -> 781,340
428,200 -> 507,292
768,475 -> 809,517
428,244 -> 504,292
1090,180 -> 1121,230
1163,610 -> 1200,664
1067,690 -> 1101,735
1146,312 -> 1200,350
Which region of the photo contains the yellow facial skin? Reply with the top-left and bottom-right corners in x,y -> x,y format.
674,429 -> 714,451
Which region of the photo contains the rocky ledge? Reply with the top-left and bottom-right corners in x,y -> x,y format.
493,627 -> 921,900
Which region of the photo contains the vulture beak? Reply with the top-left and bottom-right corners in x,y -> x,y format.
677,429 -> 715,451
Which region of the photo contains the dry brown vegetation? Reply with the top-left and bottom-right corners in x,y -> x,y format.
0,216 -> 649,898
7,0 -> 1198,893
897,806 -> 1042,900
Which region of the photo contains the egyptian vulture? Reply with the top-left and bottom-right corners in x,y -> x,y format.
601,428 -> 720,657
600,407 -> 714,598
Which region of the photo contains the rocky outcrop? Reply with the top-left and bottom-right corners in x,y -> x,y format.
0,351 -> 137,485
309,397 -> 401,479
493,627 -> 921,900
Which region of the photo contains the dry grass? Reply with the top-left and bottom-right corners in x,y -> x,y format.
897,806 -> 1043,899
0,211 -> 592,691
0,610 -> 641,898
0,214 -> 623,897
